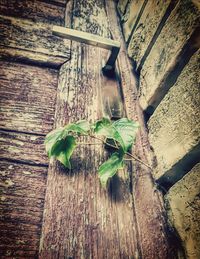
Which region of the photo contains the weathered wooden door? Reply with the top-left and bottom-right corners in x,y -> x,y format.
0,0 -> 70,257
0,0 -> 176,258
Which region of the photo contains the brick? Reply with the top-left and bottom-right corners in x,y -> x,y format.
127,0 -> 174,69
117,0 -> 129,17
122,0 -> 146,42
165,163 -> 200,259
139,0 -> 200,111
148,50 -> 200,183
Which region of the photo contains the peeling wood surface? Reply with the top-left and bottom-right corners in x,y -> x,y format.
39,1 -> 140,258
139,0 -> 200,111
0,130 -> 47,165
39,0 -> 67,7
0,46 -> 69,69
0,0 -> 64,257
0,0 -> 66,25
0,15 -> 71,67
106,1 -> 177,258
0,161 -> 47,258
0,61 -> 58,134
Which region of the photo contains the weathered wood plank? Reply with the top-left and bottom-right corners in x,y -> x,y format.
0,161 -> 47,258
0,248 -> 37,259
106,1 -> 178,258
0,15 -> 71,67
165,163 -> 200,259
0,130 -> 47,165
39,1 -> 139,258
0,221 -> 41,235
148,50 -> 200,187
127,0 -> 178,70
0,161 -> 47,199
122,0 -> 147,42
39,0 -> 67,7
0,61 -> 57,134
0,46 -> 70,69
0,0 -> 65,25
139,0 -> 200,112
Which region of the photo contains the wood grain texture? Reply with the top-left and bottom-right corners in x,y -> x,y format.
106,1 -> 178,258
0,0 -> 66,25
0,15 -> 71,67
139,0 -> 200,111
0,130 -> 47,165
148,50 -> 200,185
39,0 -> 139,258
0,161 -> 47,258
0,61 -> 58,134
127,0 -> 177,70
39,0 -> 67,7
122,0 -> 147,42
0,46 -> 69,69
0,0 -> 61,257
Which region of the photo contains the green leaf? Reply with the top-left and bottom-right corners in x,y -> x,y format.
45,127 -> 65,157
75,120 -> 90,132
45,118 -> 139,187
51,135 -> 76,169
94,118 -> 122,150
93,117 -> 114,137
65,120 -> 90,135
113,118 -> 139,151
98,152 -> 124,187
94,117 -> 139,152
45,120 -> 90,168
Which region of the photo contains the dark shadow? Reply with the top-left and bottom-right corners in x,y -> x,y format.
108,161 -> 133,203
157,142 -> 200,192
53,146 -> 98,177
108,174 -> 125,202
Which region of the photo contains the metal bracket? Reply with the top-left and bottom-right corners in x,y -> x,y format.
52,26 -> 120,76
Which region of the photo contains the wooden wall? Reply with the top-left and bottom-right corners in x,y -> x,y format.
0,0 -> 69,257
118,0 -> 200,258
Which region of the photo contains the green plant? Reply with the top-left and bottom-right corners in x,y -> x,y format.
45,117 -> 149,187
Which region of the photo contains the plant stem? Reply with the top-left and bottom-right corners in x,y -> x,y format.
80,134 -> 152,170
125,152 -> 152,170
77,142 -> 101,145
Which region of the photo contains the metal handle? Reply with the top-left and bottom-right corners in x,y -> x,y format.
52,26 -> 120,76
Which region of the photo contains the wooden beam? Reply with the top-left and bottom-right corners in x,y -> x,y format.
39,1 -> 138,258
0,16 -> 71,67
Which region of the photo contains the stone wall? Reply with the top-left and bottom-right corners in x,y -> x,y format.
118,0 -> 200,258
